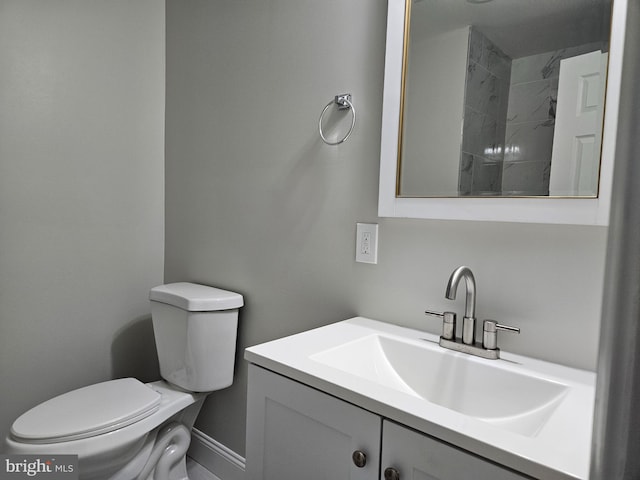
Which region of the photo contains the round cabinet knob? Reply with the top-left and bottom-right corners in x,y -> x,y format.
384,467 -> 400,480
352,450 -> 367,468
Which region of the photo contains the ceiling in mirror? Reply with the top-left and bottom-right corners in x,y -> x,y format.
398,0 -> 612,198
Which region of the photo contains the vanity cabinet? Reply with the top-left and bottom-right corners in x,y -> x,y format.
245,364 -> 380,480
246,365 -> 531,480
381,420 -> 530,480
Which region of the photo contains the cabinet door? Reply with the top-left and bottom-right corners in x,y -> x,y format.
381,420 -> 532,480
246,365 -> 382,480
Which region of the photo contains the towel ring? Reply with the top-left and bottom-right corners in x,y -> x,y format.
318,94 -> 356,146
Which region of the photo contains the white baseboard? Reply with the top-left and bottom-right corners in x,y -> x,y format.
188,428 -> 246,480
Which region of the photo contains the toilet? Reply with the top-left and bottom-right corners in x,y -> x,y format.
4,282 -> 243,480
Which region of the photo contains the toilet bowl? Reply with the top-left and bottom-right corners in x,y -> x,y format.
4,283 -> 243,480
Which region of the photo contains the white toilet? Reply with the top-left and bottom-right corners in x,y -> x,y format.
4,282 -> 243,480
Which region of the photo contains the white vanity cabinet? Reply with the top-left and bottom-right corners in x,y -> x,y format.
246,365 -> 531,480
381,420 -> 530,480
245,364 -> 381,480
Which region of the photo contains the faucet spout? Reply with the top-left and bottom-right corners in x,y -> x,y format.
445,266 -> 476,344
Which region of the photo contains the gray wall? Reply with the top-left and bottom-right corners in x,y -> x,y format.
0,0 -> 165,442
400,26 -> 468,196
165,0 -> 608,456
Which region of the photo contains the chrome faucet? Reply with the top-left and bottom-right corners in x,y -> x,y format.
445,266 -> 476,345
425,266 -> 520,360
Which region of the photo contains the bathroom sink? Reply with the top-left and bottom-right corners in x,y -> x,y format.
311,334 -> 568,436
245,317 -> 596,479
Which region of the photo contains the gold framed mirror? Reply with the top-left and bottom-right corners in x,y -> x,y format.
397,0 -> 612,198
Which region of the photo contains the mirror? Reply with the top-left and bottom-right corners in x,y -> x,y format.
397,0 -> 612,198
378,0 -> 625,224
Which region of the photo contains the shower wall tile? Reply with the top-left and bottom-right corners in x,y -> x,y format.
504,122 -> 555,164
496,120 -> 507,151
510,42 -> 603,84
459,153 -> 473,195
502,160 -> 550,196
472,157 -> 503,195
458,153 -> 503,196
468,27 -> 484,68
466,63 -> 500,118
507,79 -> 556,125
462,107 -> 498,157
487,43 -> 511,81
459,27 -> 512,195
469,27 -> 511,80
511,51 -> 563,84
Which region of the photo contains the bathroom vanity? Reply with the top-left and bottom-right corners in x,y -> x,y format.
244,318 -> 595,480
246,365 -> 529,480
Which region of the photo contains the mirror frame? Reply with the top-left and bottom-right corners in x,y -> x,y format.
378,0 -> 626,225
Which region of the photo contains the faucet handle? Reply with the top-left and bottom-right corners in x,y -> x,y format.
425,309 -> 456,340
482,320 -> 520,350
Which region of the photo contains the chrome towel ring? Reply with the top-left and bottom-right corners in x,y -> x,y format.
318,93 -> 356,145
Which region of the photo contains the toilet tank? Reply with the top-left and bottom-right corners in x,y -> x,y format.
149,282 -> 243,392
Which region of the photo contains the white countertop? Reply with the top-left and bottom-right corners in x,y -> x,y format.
245,317 -> 595,480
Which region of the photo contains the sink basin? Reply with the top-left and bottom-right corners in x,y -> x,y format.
311,334 -> 568,436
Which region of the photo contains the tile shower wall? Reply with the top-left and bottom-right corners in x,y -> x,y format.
503,43 -> 603,195
459,27 -> 511,196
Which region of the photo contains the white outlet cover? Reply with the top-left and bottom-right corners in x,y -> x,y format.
356,223 -> 378,264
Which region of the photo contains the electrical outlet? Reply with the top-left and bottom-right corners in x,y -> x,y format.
361,232 -> 371,255
356,223 -> 378,264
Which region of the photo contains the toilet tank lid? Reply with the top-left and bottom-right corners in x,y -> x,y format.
150,282 -> 244,311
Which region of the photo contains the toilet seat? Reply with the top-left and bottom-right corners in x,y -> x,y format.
11,378 -> 161,444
